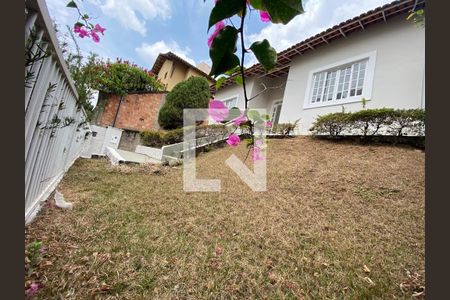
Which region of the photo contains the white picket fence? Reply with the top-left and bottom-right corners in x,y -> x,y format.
25,0 -> 91,223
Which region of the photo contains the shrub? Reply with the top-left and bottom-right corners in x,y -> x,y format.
140,125 -> 229,148
271,120 -> 300,136
163,128 -> 185,145
348,108 -> 395,136
310,112 -> 351,136
84,58 -> 164,95
310,108 -> 425,137
389,109 -> 425,136
140,131 -> 164,148
158,77 -> 211,129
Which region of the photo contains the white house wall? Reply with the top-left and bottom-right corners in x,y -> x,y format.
280,15 -> 425,134
214,78 -> 255,109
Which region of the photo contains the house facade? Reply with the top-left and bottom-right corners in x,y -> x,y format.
212,0 -> 425,134
152,52 -> 216,91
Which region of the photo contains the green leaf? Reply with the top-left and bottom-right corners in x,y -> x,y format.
224,66 -> 241,76
228,107 -> 242,120
247,110 -> 263,123
210,53 -> 240,78
66,1 -> 78,8
261,0 -> 304,24
74,22 -> 84,28
209,26 -> 240,77
249,39 -> 277,71
249,0 -> 264,10
234,75 -> 243,86
208,0 -> 243,31
215,76 -> 227,90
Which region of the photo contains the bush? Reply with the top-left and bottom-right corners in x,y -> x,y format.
310,108 -> 425,137
140,131 -> 164,148
271,120 -> 300,136
140,125 -> 229,148
163,128 -> 185,145
310,112 -> 351,136
348,108 -> 395,136
158,77 -> 211,129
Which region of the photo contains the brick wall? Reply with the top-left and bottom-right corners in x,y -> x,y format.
95,92 -> 167,131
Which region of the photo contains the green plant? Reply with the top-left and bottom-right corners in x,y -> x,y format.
162,128 -> 185,145
310,108 -> 425,137
158,77 -> 211,129
349,108 -> 395,136
389,108 -> 425,137
271,120 -> 300,136
310,112 -> 351,136
140,131 -> 164,148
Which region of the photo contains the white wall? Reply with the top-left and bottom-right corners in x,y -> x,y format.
214,78 -> 255,109
88,125 -> 122,156
279,15 -> 425,134
214,74 -> 288,119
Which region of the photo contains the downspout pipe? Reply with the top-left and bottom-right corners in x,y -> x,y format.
112,94 -> 124,127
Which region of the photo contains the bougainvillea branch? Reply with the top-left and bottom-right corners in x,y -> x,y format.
66,1 -> 106,43
205,0 -> 304,161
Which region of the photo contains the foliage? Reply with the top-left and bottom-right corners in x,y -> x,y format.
82,57 -> 165,96
57,25 -> 96,120
158,77 -> 211,129
310,108 -> 425,137
25,28 -> 52,88
140,124 -> 229,148
205,0 -> 304,160
310,112 -> 352,136
207,0 -> 303,78
140,131 -> 164,148
66,0 -> 106,43
407,8 -> 425,27
271,120 -> 300,136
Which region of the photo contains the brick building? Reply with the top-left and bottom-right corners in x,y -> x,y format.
92,91 -> 167,150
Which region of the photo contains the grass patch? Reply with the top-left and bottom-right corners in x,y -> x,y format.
25,137 -> 425,299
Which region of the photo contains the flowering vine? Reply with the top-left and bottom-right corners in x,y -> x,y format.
66,1 -> 106,43
205,0 -> 304,161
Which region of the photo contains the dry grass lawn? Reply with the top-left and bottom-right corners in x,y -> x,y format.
25,137 -> 425,299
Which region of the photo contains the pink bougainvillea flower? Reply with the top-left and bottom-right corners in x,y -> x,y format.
90,31 -> 100,43
208,21 -> 225,48
265,121 -> 273,128
227,134 -> 241,147
25,283 -> 41,298
259,11 -> 271,22
73,24 -> 82,33
208,100 -> 229,122
232,113 -> 247,126
75,26 -> 90,38
93,24 -> 106,34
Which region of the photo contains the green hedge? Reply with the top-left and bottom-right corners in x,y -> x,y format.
310,108 -> 425,137
140,124 -> 228,148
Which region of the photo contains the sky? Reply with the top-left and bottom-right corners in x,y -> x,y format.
46,0 -> 394,71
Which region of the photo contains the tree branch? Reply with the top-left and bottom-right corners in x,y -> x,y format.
248,82 -> 286,101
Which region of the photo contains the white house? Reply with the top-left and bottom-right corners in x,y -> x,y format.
212,0 -> 425,134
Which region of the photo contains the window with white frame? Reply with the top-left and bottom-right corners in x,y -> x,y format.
304,51 -> 377,108
310,59 -> 368,104
222,96 -> 238,108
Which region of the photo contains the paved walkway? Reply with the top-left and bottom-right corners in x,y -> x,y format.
116,149 -> 161,164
